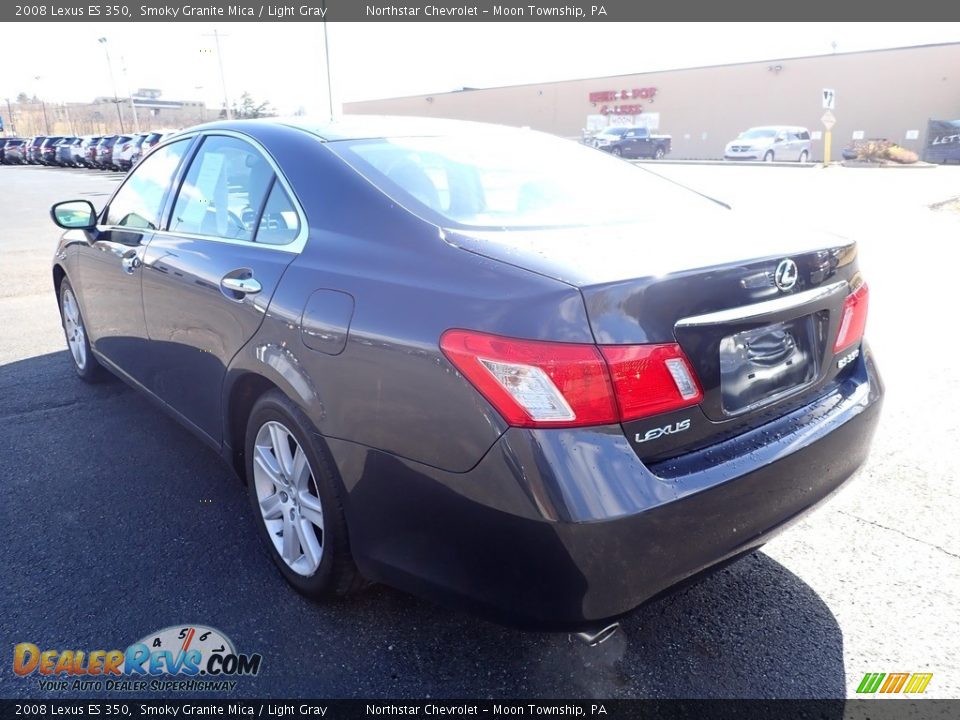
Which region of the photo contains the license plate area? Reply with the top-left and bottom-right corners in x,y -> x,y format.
719,315 -> 821,416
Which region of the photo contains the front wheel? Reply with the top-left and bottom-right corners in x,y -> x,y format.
611,147 -> 623,157
245,390 -> 363,599
763,151 -> 775,162
59,279 -> 106,382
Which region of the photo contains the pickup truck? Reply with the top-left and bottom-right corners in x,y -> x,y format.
598,126 -> 672,159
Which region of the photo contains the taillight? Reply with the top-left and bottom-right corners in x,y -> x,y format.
833,283 -> 869,353
440,330 -> 702,428
600,344 -> 702,421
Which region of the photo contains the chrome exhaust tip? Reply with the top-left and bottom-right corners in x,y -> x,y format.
571,622 -> 620,647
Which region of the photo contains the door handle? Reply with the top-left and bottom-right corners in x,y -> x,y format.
221,276 -> 262,295
121,250 -> 142,274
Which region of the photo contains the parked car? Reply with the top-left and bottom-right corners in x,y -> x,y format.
81,136 -> 104,168
598,126 -> 672,159
725,126 -> 811,162
2,139 -> 27,164
48,118 -> 882,638
55,137 -> 81,166
129,131 -> 165,168
93,135 -> 126,170
113,133 -> 148,171
26,136 -> 46,164
0,138 -> 25,164
38,136 -> 66,165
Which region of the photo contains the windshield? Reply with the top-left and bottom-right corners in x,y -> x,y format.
738,128 -> 778,140
330,132 -> 719,229
598,127 -> 628,137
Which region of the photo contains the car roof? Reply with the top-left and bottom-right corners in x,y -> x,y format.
179,115 -> 530,142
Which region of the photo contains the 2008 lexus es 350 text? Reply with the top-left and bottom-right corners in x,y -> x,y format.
49,117 -> 882,642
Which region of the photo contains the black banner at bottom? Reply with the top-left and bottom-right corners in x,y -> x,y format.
1,700 -> 958,720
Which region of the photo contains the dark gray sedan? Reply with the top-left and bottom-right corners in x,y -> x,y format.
50,117 -> 882,641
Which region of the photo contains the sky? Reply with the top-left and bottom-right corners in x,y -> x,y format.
3,22 -> 960,116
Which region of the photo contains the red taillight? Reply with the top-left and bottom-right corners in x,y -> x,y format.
440,330 -> 702,428
440,330 -> 617,428
600,344 -> 702,422
833,283 -> 869,353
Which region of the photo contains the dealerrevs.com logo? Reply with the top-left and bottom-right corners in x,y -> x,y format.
13,625 -> 262,692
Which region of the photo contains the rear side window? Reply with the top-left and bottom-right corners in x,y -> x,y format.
255,182 -> 301,246
169,135 -> 276,242
106,139 -> 191,229
798,131 -> 811,140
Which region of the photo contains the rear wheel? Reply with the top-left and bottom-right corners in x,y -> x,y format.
59,279 -> 106,383
763,151 -> 775,162
799,150 -> 809,163
245,390 -> 363,598
654,147 -> 665,160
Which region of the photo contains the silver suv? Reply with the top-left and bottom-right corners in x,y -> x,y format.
725,126 -> 812,162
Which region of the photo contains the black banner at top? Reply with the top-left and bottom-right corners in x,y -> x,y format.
4,0 -> 960,22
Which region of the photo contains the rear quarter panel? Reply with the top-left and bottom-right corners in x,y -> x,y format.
225,132 -> 593,473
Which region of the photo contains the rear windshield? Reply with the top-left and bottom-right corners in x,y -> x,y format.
329,132 -> 719,229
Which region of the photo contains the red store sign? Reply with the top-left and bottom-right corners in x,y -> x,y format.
590,88 -> 657,115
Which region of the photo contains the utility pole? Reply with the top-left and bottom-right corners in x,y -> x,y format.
63,103 -> 75,135
203,30 -> 232,119
97,37 -> 125,133
34,77 -> 50,134
4,98 -> 15,135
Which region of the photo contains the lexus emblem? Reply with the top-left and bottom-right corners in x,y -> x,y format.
774,258 -> 798,291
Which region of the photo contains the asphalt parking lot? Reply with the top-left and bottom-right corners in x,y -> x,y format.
1,161 -> 958,700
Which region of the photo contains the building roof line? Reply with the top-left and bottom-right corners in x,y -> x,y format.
344,40 -> 960,105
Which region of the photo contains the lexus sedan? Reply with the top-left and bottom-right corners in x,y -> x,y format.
50,117 -> 882,639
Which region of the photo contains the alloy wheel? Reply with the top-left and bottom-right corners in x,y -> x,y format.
61,287 -> 87,370
253,421 -> 325,577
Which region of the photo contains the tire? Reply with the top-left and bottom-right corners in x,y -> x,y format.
611,147 -> 623,157
799,150 -> 809,163
59,278 -> 106,383
245,390 -> 363,599
763,151 -> 775,162
654,147 -> 665,160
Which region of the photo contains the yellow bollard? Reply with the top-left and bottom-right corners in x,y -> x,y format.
823,129 -> 832,167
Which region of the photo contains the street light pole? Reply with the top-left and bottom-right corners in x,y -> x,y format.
121,56 -> 141,133
97,37 -> 125,133
203,29 -> 232,119
321,0 -> 333,121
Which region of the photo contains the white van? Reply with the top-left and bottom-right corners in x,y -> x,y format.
725,126 -> 812,162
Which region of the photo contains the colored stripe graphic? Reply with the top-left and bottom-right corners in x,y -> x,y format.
903,673 -> 934,694
880,673 -> 910,693
857,673 -> 885,693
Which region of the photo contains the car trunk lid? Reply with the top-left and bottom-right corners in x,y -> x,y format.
444,215 -> 863,460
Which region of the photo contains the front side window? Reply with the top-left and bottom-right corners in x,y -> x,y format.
105,139 -> 191,229
170,136 -> 276,241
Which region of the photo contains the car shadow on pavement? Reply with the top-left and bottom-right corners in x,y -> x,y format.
0,351 -> 844,701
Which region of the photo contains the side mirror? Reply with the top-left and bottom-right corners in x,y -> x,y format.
51,200 -> 97,230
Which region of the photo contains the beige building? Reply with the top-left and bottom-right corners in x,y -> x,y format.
344,42 -> 960,160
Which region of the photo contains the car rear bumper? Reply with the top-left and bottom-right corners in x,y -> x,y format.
335,343 -> 883,630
